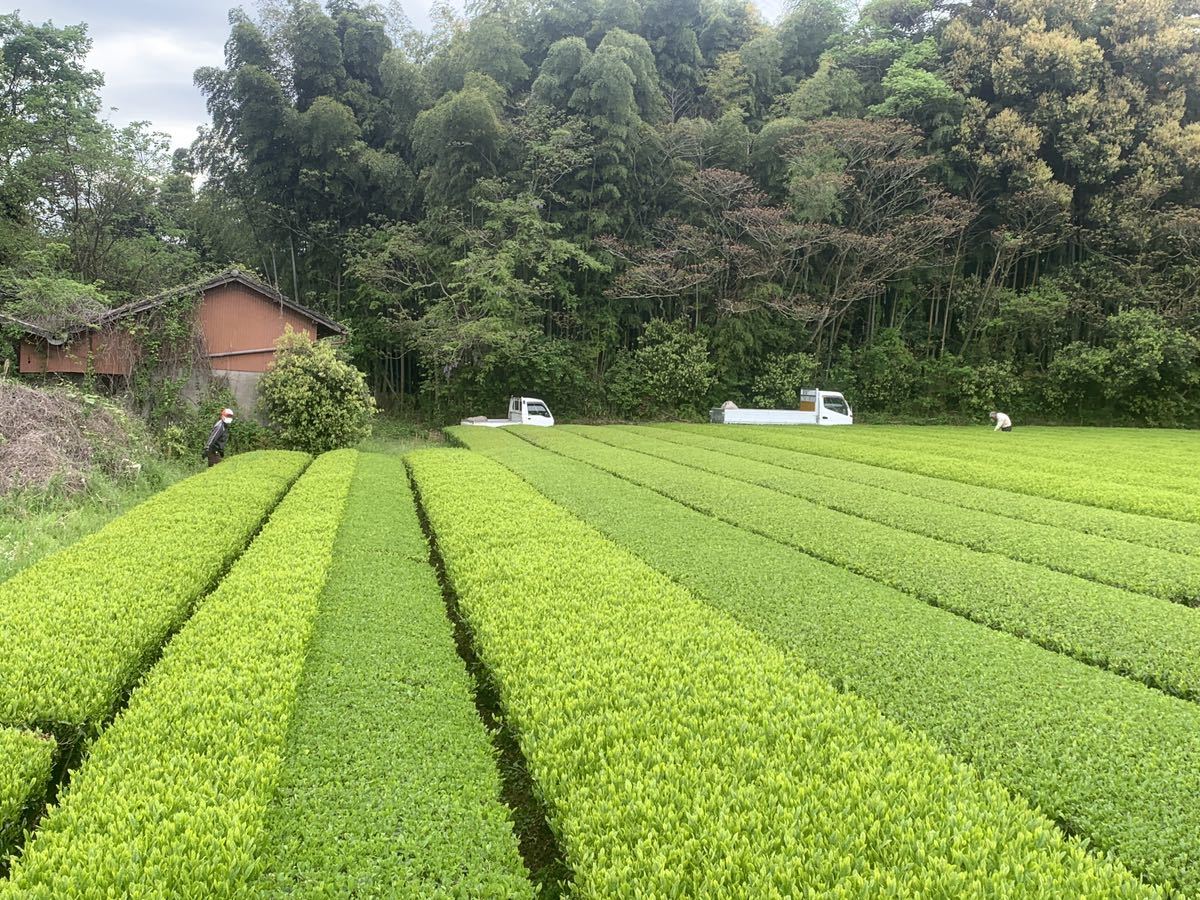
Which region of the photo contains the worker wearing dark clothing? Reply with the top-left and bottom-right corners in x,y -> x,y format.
204,408 -> 234,466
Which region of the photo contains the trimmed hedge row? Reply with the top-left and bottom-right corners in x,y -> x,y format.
1,451 -> 356,898
663,424 -> 1200,556
408,448 -> 1153,897
259,453 -> 531,898
516,427 -> 1200,700
452,424 -> 1200,893
583,426 -> 1200,602
812,426 -> 1200,496
0,729 -> 55,863
0,450 -> 310,740
707,425 -> 1199,522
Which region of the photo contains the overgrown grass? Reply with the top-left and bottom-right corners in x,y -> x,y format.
0,458 -> 195,583
356,413 -> 443,455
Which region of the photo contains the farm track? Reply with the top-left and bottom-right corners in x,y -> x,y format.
452,426 -> 1200,894
512,426 -> 1200,702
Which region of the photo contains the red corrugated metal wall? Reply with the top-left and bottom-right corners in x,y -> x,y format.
17,282 -> 319,376
199,283 -> 317,373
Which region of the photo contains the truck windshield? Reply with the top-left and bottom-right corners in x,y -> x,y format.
822,396 -> 848,415
527,403 -> 551,417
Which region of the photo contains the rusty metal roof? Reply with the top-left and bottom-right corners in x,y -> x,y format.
1,269 -> 348,343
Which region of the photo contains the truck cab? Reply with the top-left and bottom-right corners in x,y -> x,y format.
461,396 -> 555,427
806,390 -> 853,425
508,396 -> 555,425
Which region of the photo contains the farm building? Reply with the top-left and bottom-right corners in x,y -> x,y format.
4,269 -> 347,411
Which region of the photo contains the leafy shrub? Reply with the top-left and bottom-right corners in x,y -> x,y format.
750,351 -> 817,407
261,454 -> 530,896
258,330 -> 376,453
4,451 -> 356,895
606,319 -> 715,418
408,448 -> 1149,896
0,728 -> 55,860
0,451 -> 309,741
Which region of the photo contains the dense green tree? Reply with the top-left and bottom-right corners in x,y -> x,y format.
7,0 -> 1200,425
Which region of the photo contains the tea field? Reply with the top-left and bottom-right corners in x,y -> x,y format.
1,425 -> 1197,897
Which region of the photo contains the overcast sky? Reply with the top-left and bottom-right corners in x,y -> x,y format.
17,1 -> 788,152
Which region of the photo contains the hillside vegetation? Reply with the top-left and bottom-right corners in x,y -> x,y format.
2,3 -> 1199,423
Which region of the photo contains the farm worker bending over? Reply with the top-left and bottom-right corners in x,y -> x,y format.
204,408 -> 234,466
990,411 -> 1013,432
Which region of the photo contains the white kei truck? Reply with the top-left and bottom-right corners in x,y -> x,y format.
460,396 -> 556,427
710,389 -> 854,425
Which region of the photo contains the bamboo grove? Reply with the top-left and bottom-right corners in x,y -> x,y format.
2,2 -> 1199,423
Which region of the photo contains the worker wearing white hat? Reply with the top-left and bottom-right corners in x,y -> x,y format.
204,408 -> 235,466
990,410 -> 1012,432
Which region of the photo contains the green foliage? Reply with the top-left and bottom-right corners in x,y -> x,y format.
750,351 -> 817,406
0,727 -> 54,861
258,329 -> 376,453
709,423 -> 1200,549
2,451 -> 354,896
608,319 -> 716,417
0,451 -> 308,741
409,446 -> 1153,896
455,423 -> 1200,894
260,453 -> 530,896
599,425 -> 1200,602
514,425 -> 1200,702
10,1 -> 1200,426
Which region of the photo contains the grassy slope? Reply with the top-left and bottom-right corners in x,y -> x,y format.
0,460 -> 194,583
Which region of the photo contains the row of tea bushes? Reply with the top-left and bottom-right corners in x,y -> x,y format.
259,453 -> 531,897
0,451 -> 310,741
708,426 -> 1197,522
662,426 -> 1200,557
452,425 -> 1200,894
0,729 -> 55,862
518,427 -> 1200,700
409,448 -> 1154,898
585,426 -> 1200,602
1,452 -> 355,897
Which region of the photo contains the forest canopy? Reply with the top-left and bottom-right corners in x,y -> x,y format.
2,1 -> 1200,424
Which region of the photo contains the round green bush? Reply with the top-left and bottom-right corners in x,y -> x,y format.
258,329 -> 376,453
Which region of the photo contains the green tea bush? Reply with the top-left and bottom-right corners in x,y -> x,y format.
0,451 -> 309,741
597,426 -> 1200,603
260,454 -> 530,897
0,728 -> 54,860
669,424 -> 1200,555
453,424 -> 1200,894
720,423 -> 1200,522
258,329 -> 376,453
517,426 -> 1200,700
2,451 -> 356,897
408,448 -> 1152,897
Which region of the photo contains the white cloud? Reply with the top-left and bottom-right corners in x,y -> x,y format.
85,28 -> 223,149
